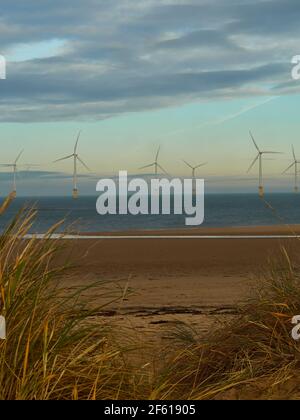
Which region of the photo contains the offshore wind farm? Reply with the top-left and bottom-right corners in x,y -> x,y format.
0,131 -> 298,200
0,130 -> 300,234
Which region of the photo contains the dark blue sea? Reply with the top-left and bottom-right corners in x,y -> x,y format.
0,194 -> 299,233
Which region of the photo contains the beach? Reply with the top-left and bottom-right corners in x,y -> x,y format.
57,225 -> 300,341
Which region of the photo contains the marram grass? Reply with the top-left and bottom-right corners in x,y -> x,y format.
0,202 -> 139,400
152,250 -> 300,400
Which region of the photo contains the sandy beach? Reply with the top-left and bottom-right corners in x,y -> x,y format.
56,225 -> 300,342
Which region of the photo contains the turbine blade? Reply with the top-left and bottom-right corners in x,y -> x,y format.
77,156 -> 91,172
157,164 -> 169,176
182,160 -> 193,169
247,154 -> 259,173
0,164 -> 13,167
74,131 -> 82,154
292,145 -> 297,161
155,146 -> 161,162
195,162 -> 207,169
53,154 -> 74,163
262,151 -> 283,154
249,131 -> 260,152
282,162 -> 296,174
139,163 -> 155,170
15,150 -> 24,164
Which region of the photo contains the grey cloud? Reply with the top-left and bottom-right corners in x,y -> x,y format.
0,0 -> 299,122
155,29 -> 242,51
227,0 -> 300,35
0,62 -> 287,100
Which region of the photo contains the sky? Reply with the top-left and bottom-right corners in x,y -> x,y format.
0,0 -> 300,195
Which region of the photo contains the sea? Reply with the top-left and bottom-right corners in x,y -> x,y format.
0,193 -> 299,234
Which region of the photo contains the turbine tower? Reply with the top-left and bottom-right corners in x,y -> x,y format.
247,131 -> 282,198
54,131 -> 90,199
183,160 -> 207,179
139,146 -> 168,176
283,145 -> 300,193
0,150 -> 24,198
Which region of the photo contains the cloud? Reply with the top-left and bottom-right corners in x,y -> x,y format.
155,29 -> 240,51
0,0 -> 299,122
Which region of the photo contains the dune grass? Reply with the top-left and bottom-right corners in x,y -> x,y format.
1,195 -> 300,400
0,199 -> 141,400
152,250 -> 300,400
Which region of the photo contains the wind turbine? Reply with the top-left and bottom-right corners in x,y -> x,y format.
247,131 -> 282,197
283,145 -> 300,193
139,146 -> 168,176
0,150 -> 24,198
183,160 -> 207,179
54,131 -> 90,199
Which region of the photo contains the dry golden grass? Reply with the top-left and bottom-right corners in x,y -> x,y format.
0,202 -> 145,400
152,250 -> 300,400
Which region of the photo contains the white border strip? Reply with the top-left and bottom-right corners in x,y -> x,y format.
23,234 -> 300,240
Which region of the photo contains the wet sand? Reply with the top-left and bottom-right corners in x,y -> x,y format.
56,225 -> 300,340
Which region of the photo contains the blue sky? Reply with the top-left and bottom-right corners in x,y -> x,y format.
0,0 -> 300,195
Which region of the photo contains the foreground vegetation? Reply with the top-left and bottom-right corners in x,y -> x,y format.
0,195 -> 140,400
1,195 -> 300,400
153,252 -> 300,400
